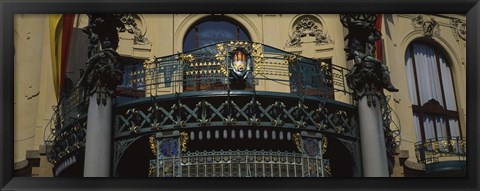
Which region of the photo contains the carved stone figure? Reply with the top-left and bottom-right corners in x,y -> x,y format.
77,14 -> 125,105
412,15 -> 439,38
341,14 -> 398,106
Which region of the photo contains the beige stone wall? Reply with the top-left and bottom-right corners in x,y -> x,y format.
382,14 -> 466,164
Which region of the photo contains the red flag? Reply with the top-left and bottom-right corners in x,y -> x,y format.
59,14 -> 75,95
50,14 -> 75,101
375,14 -> 383,61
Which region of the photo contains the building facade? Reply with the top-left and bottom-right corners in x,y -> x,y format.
13,14 -> 466,177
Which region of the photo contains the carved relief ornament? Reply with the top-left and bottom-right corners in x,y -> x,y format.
450,18 -> 466,42
286,16 -> 332,47
411,15 -> 440,38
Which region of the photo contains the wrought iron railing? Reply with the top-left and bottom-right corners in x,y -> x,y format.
414,136 -> 466,164
125,41 -> 352,98
150,149 -> 330,177
44,86 -> 89,164
45,41 -> 355,172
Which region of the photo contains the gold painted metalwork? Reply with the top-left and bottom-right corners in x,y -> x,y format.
144,57 -> 155,66
319,61 -> 329,71
215,43 -> 227,61
322,136 -> 328,155
180,131 -> 189,152
251,42 -> 264,66
324,165 -> 332,177
441,140 -> 449,149
431,141 -> 439,153
149,135 -> 157,156
178,54 -> 195,63
284,55 -> 298,64
148,166 -> 156,177
293,133 -> 302,152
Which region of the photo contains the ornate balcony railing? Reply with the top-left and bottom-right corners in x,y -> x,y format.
124,41 -> 352,98
150,149 -> 330,177
414,136 -> 466,164
44,41 -> 371,177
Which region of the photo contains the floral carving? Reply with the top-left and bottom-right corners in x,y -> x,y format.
119,14 -> 149,44
286,16 -> 332,47
451,18 -> 466,42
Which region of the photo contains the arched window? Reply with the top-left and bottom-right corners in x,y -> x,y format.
405,41 -> 461,147
183,17 -> 251,52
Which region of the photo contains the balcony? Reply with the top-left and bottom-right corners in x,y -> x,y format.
414,137 -> 466,176
45,41 -> 365,177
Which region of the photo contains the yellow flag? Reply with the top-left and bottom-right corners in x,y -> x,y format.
49,14 -> 63,102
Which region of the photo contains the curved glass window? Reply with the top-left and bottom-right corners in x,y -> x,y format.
183,19 -> 251,52
405,41 -> 461,147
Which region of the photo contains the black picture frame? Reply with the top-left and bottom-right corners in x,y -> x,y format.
1,0 -> 479,190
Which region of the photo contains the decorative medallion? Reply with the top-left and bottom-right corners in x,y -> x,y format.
158,138 -> 178,157
303,138 -> 320,157
286,16 -> 332,47
412,15 -> 440,38
231,50 -> 251,79
119,14 -> 149,44
450,18 -> 466,42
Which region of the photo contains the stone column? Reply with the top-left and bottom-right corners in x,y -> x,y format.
340,14 -> 398,177
79,14 -> 125,177
83,94 -> 113,176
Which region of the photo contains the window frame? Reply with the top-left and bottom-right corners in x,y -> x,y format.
406,41 -> 462,142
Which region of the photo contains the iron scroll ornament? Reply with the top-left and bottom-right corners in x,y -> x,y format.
340,14 -> 398,107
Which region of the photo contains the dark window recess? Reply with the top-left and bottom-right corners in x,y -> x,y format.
183,19 -> 251,52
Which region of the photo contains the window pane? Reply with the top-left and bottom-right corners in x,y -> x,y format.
183,29 -> 196,52
423,115 -> 435,140
439,55 -> 458,111
412,43 -> 444,106
405,49 -> 418,105
413,113 -> 422,142
198,21 -> 236,48
435,117 -> 447,139
183,20 -> 251,52
435,117 -> 447,152
448,118 -> 460,137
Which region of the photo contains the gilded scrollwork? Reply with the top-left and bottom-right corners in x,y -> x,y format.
149,135 -> 157,156
293,133 -> 302,152
322,136 -> 328,155
180,131 -> 189,152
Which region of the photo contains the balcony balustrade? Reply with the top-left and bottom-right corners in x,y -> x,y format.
414,136 -> 467,164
